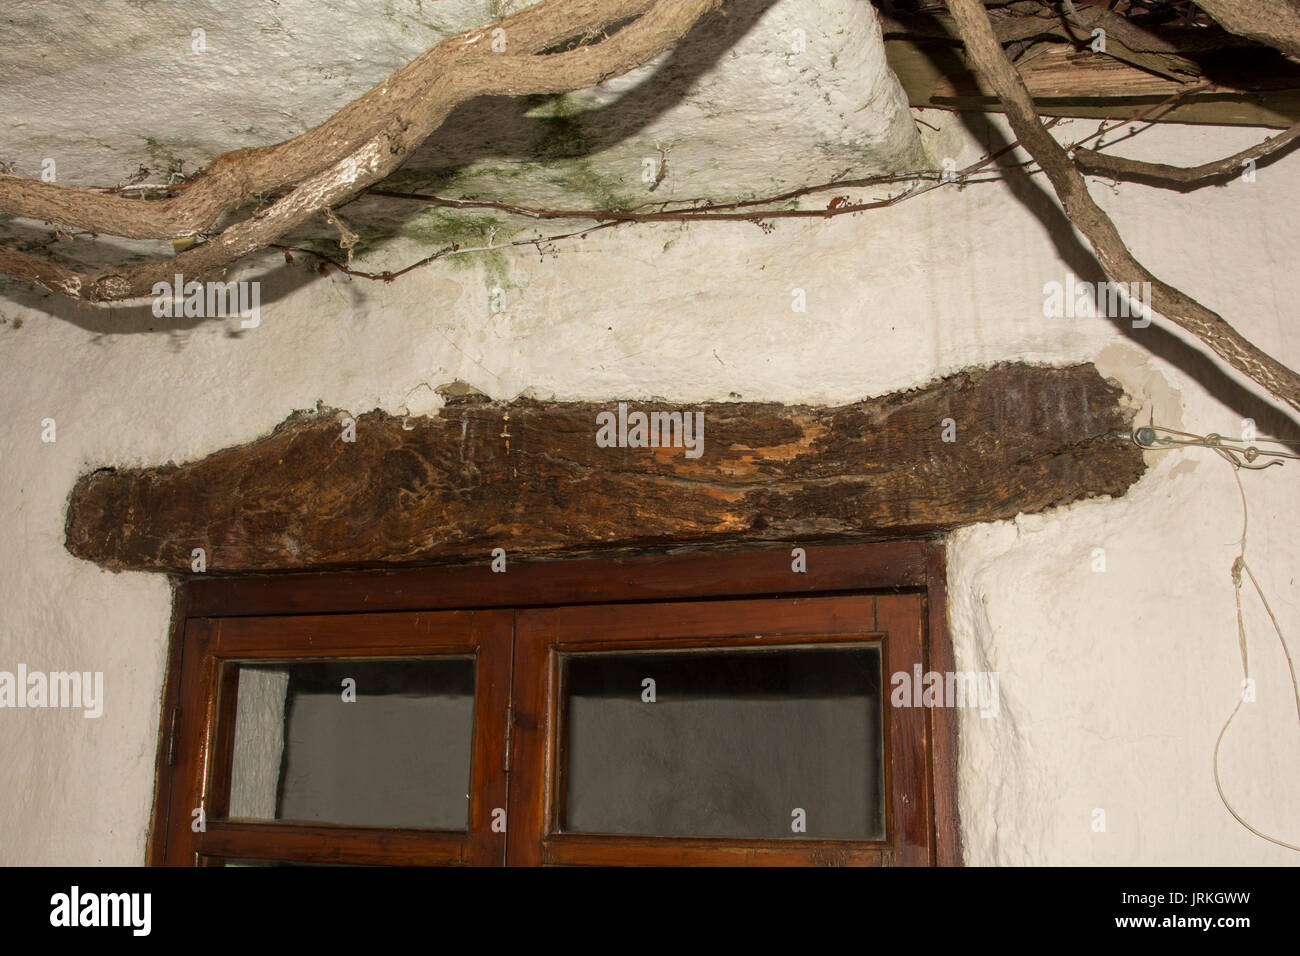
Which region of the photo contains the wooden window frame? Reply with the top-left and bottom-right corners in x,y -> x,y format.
162,610 -> 511,866
147,541 -> 960,866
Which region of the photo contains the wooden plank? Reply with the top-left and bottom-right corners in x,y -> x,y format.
198,821 -> 469,866
542,834 -> 885,866
65,363 -> 1144,574
144,581 -> 190,866
505,608 -> 554,867
210,610 -> 477,656
182,540 -> 934,619
541,593 -> 879,644
887,39 -> 1300,127
468,610 -> 513,867
877,593 -> 930,866
205,663 -> 240,822
161,619 -> 220,865
924,547 -> 963,867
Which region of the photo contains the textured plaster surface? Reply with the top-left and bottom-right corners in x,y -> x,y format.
0,0 -> 923,221
1,1 -> 1299,866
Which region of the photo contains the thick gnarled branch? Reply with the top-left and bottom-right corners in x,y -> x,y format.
0,0 -> 721,302
0,0 -> 661,241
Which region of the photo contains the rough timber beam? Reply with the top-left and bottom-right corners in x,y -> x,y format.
64,363 -> 1145,573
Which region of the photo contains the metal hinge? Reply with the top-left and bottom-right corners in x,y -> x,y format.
165,707 -> 181,767
502,702 -> 513,774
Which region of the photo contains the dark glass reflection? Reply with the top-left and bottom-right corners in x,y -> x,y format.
228,659 -> 474,830
560,645 -> 883,840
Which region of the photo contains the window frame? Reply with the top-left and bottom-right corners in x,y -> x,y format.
147,541 -> 959,866
510,593 -> 927,866
161,610 -> 512,866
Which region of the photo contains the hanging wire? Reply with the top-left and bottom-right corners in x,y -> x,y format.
1213,467 -> 1300,853
1125,422 -> 1300,852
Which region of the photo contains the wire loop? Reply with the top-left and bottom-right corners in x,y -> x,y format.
1130,425 -> 1298,470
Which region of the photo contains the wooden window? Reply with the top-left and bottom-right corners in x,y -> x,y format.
148,542 -> 958,866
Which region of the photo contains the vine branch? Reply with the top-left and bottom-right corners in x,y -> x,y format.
944,0 -> 1300,415
0,0 -> 722,302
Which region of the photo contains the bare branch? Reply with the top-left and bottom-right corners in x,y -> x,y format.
275,129 -> 1058,284
1073,122 -> 1300,188
945,0 -> 1300,414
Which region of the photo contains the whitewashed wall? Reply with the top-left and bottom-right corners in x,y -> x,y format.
1,110 -> 1297,864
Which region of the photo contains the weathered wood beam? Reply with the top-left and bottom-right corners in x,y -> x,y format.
64,363 -> 1146,573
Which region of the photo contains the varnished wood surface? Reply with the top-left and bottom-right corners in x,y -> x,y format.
183,540 -> 934,618
510,593 -> 936,867
148,544 -> 960,867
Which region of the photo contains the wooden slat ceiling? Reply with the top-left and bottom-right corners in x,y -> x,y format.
880,1 -> 1300,127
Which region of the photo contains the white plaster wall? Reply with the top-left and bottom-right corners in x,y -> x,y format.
1,111 -> 1298,864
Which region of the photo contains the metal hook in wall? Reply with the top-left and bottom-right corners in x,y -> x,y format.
1128,425 -> 1300,470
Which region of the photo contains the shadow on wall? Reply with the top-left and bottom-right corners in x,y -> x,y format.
403,0 -> 784,169
903,15 -> 1300,440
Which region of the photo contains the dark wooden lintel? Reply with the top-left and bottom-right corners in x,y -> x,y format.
64,363 -> 1146,574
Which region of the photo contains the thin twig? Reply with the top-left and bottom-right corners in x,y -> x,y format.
277,130 -> 1046,281
273,221 -> 624,281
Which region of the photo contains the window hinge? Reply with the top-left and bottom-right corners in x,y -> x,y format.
503,702 -> 513,774
165,706 -> 181,767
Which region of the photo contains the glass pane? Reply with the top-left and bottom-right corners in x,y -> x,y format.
560,644 -> 883,840
226,658 -> 474,830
